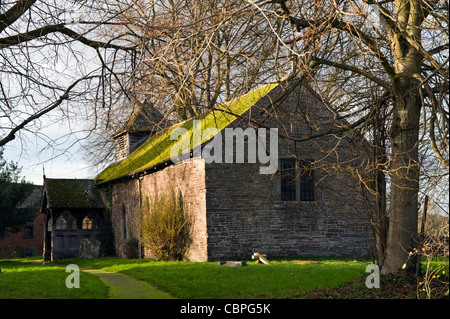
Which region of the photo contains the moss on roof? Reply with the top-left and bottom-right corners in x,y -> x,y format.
96,83 -> 278,183
44,178 -> 105,208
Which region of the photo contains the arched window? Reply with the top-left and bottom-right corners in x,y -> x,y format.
55,211 -> 77,230
82,212 -> 101,230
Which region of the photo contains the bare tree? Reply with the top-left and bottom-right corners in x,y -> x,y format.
0,0 -> 134,154
2,0 -> 447,277
83,0 -> 289,168
254,0 -> 448,274
123,0 -> 285,116
81,0 -> 448,276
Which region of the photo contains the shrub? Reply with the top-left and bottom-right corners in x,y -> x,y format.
139,188 -> 192,261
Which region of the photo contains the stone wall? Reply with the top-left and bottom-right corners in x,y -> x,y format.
111,158 -> 208,261
204,81 -> 374,260
111,178 -> 140,258
205,161 -> 372,260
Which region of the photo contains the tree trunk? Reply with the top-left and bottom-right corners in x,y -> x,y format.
382,76 -> 421,274
381,0 -> 424,275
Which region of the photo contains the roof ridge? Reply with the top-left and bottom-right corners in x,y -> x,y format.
96,82 -> 279,183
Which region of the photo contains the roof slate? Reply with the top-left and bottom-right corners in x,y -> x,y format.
44,178 -> 104,209
96,83 -> 278,183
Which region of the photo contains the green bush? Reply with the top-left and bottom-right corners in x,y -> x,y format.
139,189 -> 192,261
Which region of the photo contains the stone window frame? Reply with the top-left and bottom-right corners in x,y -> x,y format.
276,157 -> 316,203
55,210 -> 77,230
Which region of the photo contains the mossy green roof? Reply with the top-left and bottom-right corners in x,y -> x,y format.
44,178 -> 105,208
96,83 -> 278,183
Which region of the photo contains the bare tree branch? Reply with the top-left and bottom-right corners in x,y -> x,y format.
0,75 -> 97,147
0,24 -> 133,50
0,0 -> 36,33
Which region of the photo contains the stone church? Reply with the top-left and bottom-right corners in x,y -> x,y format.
96,79 -> 375,261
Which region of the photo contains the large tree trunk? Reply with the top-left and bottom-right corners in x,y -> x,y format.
382,82 -> 421,273
382,65 -> 422,274
381,0 -> 424,274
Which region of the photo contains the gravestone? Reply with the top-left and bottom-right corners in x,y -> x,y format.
78,238 -> 101,259
218,261 -> 247,267
14,245 -> 25,258
0,244 -> 12,259
252,252 -> 270,264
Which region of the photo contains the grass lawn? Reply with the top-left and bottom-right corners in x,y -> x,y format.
58,257 -> 369,299
2,257 -> 446,299
0,258 -> 108,299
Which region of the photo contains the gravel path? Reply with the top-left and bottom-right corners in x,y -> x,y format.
83,269 -> 174,299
